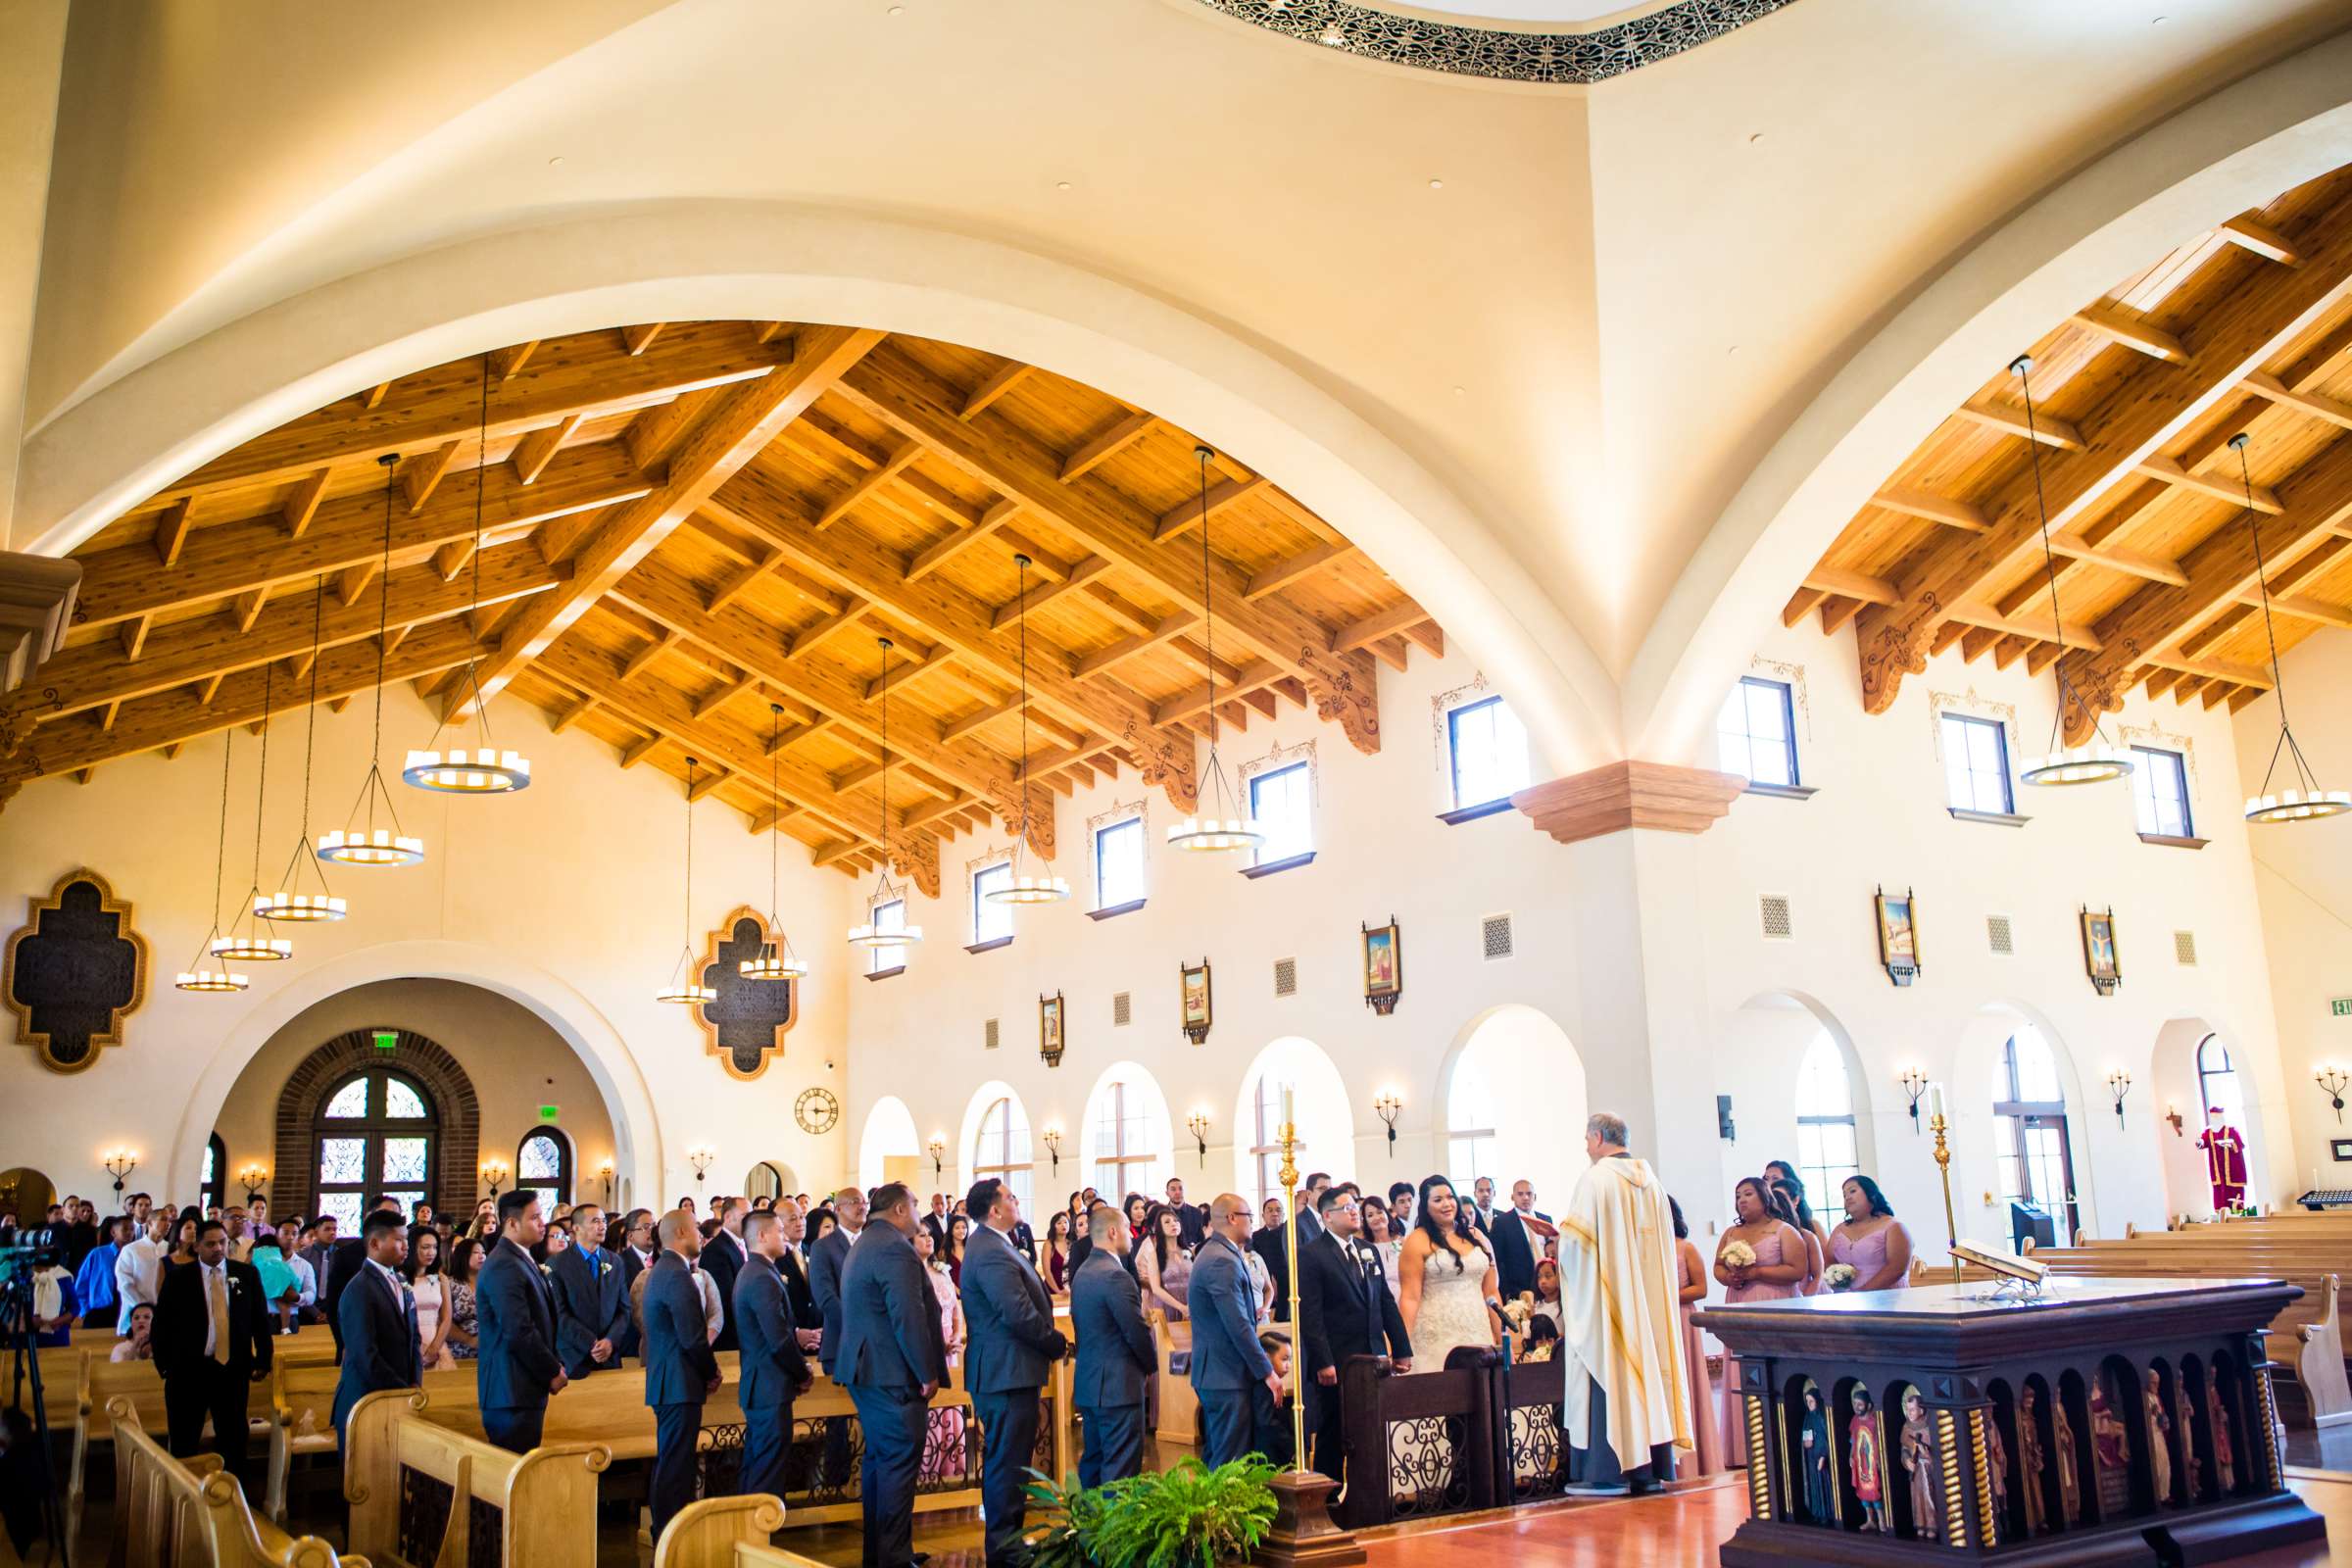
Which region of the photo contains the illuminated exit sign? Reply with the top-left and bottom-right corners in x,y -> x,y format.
2334,999 -> 2352,1018
372,1030 -> 398,1051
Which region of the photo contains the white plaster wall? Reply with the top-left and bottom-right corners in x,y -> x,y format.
0,681 -> 853,1208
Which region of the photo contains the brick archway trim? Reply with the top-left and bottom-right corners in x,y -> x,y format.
271,1029 -> 480,1220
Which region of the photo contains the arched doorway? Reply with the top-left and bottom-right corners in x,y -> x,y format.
858,1096 -> 921,1192
1439,1005 -> 1588,1210
1950,1003 -> 2094,1248
2152,1018 -> 2270,1219
1709,993 -> 1870,1235
1232,1040 -> 1354,1211
744,1161 -> 795,1202
0,1167 -> 55,1219
1080,1062 -> 1173,1204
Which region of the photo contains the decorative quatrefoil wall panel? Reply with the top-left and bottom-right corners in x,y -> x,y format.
694,906 -> 799,1080
5,867 -> 149,1074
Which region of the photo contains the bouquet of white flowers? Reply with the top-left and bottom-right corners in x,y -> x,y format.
1823,1263 -> 1859,1293
1719,1239 -> 1757,1269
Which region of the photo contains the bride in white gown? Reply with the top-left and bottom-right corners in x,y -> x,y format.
1397,1176 -> 1499,1369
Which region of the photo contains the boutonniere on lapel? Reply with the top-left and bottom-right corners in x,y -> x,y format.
538,1262 -> 555,1280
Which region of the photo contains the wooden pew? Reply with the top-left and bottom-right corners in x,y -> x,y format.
651,1494 -> 788,1568
263,1358 -> 478,1524
1151,1311 -> 1200,1450
342,1390 -> 607,1568
105,1396 -> 369,1568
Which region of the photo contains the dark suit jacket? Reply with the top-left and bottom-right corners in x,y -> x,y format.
641,1253 -> 720,1407
332,1262 -> 421,1433
920,1212 -> 951,1251
616,1246 -> 654,1358
322,1236 -> 368,1354
475,1237 -> 562,1410
547,1244 -> 629,1377
958,1224 -> 1064,1395
1070,1250 -> 1154,1408
1172,1203 -> 1206,1250
1250,1226 -> 1296,1319
1298,1230 -> 1409,1379
777,1246 -> 818,1330
732,1253 -> 810,1410
701,1228 -> 747,1351
1488,1208 -> 1550,1301
809,1226 -> 856,1372
153,1258 -> 273,1380
1008,1219 -> 1036,1262
1185,1237 -> 1272,1392
835,1225 -> 945,1391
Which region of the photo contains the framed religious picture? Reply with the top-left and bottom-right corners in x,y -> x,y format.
1180,959 -> 1212,1046
2081,906 -> 2122,997
1874,887 -> 1921,988
1040,990 -> 1066,1067
1362,917 -> 1402,1016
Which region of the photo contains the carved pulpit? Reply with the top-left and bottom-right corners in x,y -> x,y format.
1694,1277 -> 2324,1566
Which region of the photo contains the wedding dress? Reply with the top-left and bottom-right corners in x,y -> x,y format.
1410,1236 -> 1495,1369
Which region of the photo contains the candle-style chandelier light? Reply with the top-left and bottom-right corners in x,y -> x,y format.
175,729 -> 250,992
255,576 -> 348,921
741,705 -> 809,981
985,553 -> 1068,905
1167,445 -> 1264,851
321,454 -> 425,863
2231,432 -> 2350,823
847,638 -> 925,951
656,758 -> 717,1004
211,662 -> 294,963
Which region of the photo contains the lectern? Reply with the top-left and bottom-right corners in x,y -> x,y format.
1693,1277 -> 2325,1565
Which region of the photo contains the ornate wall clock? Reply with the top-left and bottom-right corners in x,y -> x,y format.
795,1086 -> 840,1135
4,867 -> 149,1074
692,906 -> 798,1080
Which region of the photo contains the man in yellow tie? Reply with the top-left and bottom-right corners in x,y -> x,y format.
153,1217 -> 274,1496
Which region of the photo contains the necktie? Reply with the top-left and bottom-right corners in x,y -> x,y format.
210,1267 -> 232,1364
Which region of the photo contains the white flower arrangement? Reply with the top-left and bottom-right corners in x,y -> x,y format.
1719,1239 -> 1757,1269
1823,1263 -> 1859,1293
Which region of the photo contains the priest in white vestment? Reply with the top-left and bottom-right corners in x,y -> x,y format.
1557,1110 -> 1691,1495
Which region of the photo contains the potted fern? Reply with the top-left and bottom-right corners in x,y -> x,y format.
1025,1455 -> 1280,1568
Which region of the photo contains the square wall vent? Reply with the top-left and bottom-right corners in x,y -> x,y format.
1986,915 -> 2014,956
1274,957 -> 1298,998
984,1017 -> 1000,1051
2175,930 -> 2198,967
1759,894 -> 1793,942
1113,991 -> 1133,1026
1482,913 -> 1514,961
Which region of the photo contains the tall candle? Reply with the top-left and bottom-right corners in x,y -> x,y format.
1928,1082 -> 1945,1123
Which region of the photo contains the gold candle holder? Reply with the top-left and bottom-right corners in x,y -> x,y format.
1932,1111 -> 1960,1288
1279,1089 -> 1308,1474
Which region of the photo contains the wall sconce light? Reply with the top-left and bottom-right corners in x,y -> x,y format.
2163,1104 -> 2183,1138
1373,1092 -> 1403,1151
598,1157 -> 615,1203
687,1146 -> 714,1187
2319,1066 -> 2350,1125
2105,1070 -> 2132,1129
1042,1127 -> 1062,1174
237,1164 -> 270,1204
103,1150 -> 138,1198
927,1136 -> 947,1179
480,1157 -> 510,1198
1186,1111 -> 1213,1167
1897,1068 -> 1929,1133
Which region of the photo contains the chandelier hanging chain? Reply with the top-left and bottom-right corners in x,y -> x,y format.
251,660 -> 272,893
1017,555 -> 1032,841
1199,447 -> 1219,755
373,459 -> 394,768
769,706 -> 781,919
2017,359 -> 2083,745
878,637 -> 893,872
683,756 -> 695,942
458,352 -> 498,749
2238,436 -> 2291,734
210,727 -> 233,933
300,574 -> 322,841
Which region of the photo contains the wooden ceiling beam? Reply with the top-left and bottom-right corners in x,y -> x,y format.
1781,586 -> 1829,628
2240,369 -> 2352,433
991,558 -> 1110,630
1871,488 -> 1989,531
959,362 -> 1032,419
1153,475 -> 1268,542
1853,191 -> 2352,714
1244,541 -> 1359,599
1059,412 -> 1156,482
786,596 -> 874,661
549,691 -> 600,733
1074,612 -> 1198,679
448,325 -> 888,721
1945,602 -> 2102,651
817,441 -> 922,530
282,469 -> 330,537
511,413 -> 585,484
403,440 -> 463,512
1333,600 -> 1438,653
2141,650 -> 2274,690
2220,214 -> 2304,267
2072,302 -> 2187,363
1952,401 -> 2085,451
2134,453 -> 2281,513
153,499 -> 193,566
621,323 -> 666,357
906,497 -> 1020,582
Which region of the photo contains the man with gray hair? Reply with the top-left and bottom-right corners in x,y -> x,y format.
1557,1111 -> 1689,1496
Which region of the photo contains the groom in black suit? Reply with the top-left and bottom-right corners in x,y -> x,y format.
1297,1187 -> 1410,1488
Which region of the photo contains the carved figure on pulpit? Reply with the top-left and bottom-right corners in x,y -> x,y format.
1984,1404 -> 2010,1520
2143,1370 -> 2173,1504
2177,1380 -> 2200,1500
2016,1387 -> 2048,1535
2051,1395 -> 2083,1525
2207,1381 -> 2236,1493
1849,1387 -> 1888,1533
1798,1386 -> 1834,1522
1898,1386 -> 1940,1541
2198,1108 -> 2248,1213
2089,1377 -> 2132,1518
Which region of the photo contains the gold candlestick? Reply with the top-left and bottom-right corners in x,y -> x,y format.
1932,1111 -> 1960,1288
1279,1093 -> 1307,1474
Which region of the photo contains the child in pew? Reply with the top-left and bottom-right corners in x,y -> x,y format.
1250,1332 -> 1296,1467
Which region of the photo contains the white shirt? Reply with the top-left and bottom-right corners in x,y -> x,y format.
115,1236 -> 166,1335
285,1250 -> 318,1308
691,1263 -> 724,1343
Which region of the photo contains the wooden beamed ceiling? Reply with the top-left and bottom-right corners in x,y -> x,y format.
0,322 -> 1445,894
1800,162 -> 2352,738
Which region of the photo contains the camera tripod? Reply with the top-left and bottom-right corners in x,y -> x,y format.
2,1263 -> 67,1565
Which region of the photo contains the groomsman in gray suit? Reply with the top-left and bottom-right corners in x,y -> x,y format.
1188,1194 -> 1281,1467
958,1178 -> 1069,1565
1070,1205 -> 1154,1487
837,1184 -> 946,1568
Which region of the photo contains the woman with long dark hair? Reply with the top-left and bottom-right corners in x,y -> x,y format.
444,1235 -> 485,1361
944,1212 -> 970,1289
1764,1161 -> 1828,1295
1123,1192 -> 1151,1248
1829,1175 -> 1911,1292
1043,1210 -> 1074,1298
1136,1203 -> 1191,1320
403,1224 -> 454,1369
1716,1176 -> 1804,1463
1669,1197 -> 1724,1476
1396,1175 -> 1495,1369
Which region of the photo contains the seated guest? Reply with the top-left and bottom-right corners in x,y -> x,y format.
333,1211 -> 422,1448
1250,1332 -> 1296,1466
1829,1176 -> 1913,1293
1137,1203 -> 1192,1320
548,1202 -> 628,1378
154,1219 -> 272,1493
444,1236 -> 484,1362
111,1302 -> 157,1361
74,1214 -> 129,1331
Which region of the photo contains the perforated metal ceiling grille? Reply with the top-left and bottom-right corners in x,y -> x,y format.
1482,914 -> 1514,960
1759,895 -> 1792,941
1274,957 -> 1298,998
984,1017 -> 1000,1051
2175,930 -> 2198,966
1113,992 -> 1132,1026
1986,915 -> 2014,956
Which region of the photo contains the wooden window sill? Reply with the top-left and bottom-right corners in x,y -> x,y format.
1948,808 -> 2030,827
1242,852 -> 1317,880
1087,899 -> 1148,921
2136,832 -> 2208,850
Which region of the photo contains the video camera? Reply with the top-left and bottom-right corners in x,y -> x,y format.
0,1226 -> 64,1294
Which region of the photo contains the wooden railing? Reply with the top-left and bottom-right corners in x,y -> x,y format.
105,1396 -> 368,1568
342,1390 -> 608,1568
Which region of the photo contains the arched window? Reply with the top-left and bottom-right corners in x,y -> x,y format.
517,1129 -> 572,1211
970,1097 -> 1034,1211
1236,1040 -> 1355,1212
1793,1034 -> 1861,1201
202,1133 -> 227,1214
1086,1072 -> 1168,1201
2196,1036 -> 2256,1205
858,1096 -> 921,1191
1992,1027 -> 2078,1241
1441,1007 -> 1586,1205
312,1067 -> 437,1233
1446,1055 -> 1499,1183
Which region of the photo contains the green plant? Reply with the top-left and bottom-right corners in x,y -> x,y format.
1023,1470 -> 1108,1568
1087,1455 -> 1280,1568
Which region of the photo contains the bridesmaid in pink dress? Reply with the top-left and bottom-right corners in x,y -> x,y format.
1715,1178 -> 1807,1465
1670,1198 -> 1725,1476
1828,1176 -> 1914,1293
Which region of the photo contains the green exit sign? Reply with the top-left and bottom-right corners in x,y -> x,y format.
2334,999 -> 2352,1018
539,1104 -> 560,1122
372,1030 -> 398,1051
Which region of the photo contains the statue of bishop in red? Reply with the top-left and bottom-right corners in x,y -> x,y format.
2198,1106 -> 2248,1213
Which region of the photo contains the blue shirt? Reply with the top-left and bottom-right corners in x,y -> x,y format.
74,1241 -> 120,1312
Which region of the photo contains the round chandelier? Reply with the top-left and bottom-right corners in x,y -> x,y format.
2230,432 -> 2349,824
322,455 -> 425,864
657,757 -> 718,1004
176,729 -> 250,993
405,352 -> 531,795
1167,445 -> 1264,852
742,705 -> 810,981
847,638 -> 924,951
257,576 -> 348,921
2010,356 -> 2132,789
986,554 -> 1068,905
213,660 -> 295,962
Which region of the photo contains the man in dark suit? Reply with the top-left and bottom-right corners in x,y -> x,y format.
732,1208 -> 812,1500
1070,1205 -> 1154,1487
1488,1180 -> 1555,1303
324,1194 -> 403,1357
701,1197 -> 750,1351
613,1207 -> 654,1360
152,1218 -> 273,1493
643,1210 -> 721,1543
1163,1177 -> 1206,1250
331,1209 -> 422,1448
775,1200 -> 820,1348
809,1185 -> 867,1488
1188,1194 -> 1280,1468
959,1178 -> 1069,1565
547,1201 -> 629,1379
474,1190 -> 566,1451
919,1192 -> 952,1251
1298,1187 -> 1411,1487
837,1183 -> 946,1568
